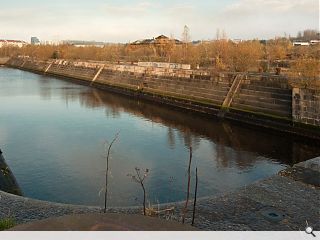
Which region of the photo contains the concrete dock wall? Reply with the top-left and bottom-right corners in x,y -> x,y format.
0,57 -> 10,65
5,57 -> 320,138
292,88 -> 320,126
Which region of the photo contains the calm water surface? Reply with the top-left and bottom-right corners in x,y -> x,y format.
0,67 -> 319,207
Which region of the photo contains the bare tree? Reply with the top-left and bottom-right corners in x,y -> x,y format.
191,167 -> 198,226
216,28 -> 221,40
103,132 -> 119,213
221,29 -> 227,40
230,40 -> 263,72
128,167 -> 149,215
182,25 -> 191,62
182,146 -> 192,224
182,25 -> 191,43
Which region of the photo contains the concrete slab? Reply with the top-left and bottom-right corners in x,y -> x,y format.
295,157 -> 320,172
1,157 -> 319,231
280,156 -> 320,187
10,213 -> 197,231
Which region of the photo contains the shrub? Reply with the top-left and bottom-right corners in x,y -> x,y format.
0,218 -> 15,231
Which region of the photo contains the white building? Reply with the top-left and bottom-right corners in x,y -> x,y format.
310,40 -> 320,45
62,40 -> 106,48
293,41 -> 310,46
0,39 -> 28,48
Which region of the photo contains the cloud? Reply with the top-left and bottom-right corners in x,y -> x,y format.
215,0 -> 319,39
166,4 -> 195,14
103,1 -> 154,17
224,0 -> 317,16
0,0 -> 318,42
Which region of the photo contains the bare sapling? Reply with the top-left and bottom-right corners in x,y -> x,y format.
103,132 -> 119,213
182,146 -> 192,224
191,167 -> 198,226
128,167 -> 149,215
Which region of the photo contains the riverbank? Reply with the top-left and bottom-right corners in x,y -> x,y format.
5,57 -> 320,140
1,157 -> 319,231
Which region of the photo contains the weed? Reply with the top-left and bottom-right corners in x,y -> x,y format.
0,218 -> 15,231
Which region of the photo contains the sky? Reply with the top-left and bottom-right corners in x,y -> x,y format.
0,0 -> 319,43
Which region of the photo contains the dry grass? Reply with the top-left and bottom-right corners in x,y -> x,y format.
145,205 -> 175,218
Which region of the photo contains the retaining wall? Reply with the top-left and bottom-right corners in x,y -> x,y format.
292,88 -> 320,126
0,57 -> 10,65
5,57 -> 320,138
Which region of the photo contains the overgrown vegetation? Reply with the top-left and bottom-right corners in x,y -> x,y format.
1,29 -> 318,73
289,58 -> 320,87
0,218 -> 15,231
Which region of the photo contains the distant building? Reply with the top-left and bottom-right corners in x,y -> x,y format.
310,40 -> 320,45
231,39 -> 243,44
0,39 -> 27,48
127,35 -> 183,58
31,37 -> 40,45
62,40 -> 106,48
129,35 -> 182,47
42,40 -> 61,45
293,41 -> 310,46
192,40 -> 202,45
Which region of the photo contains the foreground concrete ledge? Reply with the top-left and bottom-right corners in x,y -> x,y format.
1,158 -> 319,231
295,157 -> 320,172
9,213 -> 197,231
280,157 -> 320,187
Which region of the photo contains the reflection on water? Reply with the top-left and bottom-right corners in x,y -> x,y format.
0,67 -> 319,206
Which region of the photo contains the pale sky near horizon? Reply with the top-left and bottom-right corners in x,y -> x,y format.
0,0 -> 319,43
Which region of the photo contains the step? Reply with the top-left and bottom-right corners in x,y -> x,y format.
235,93 -> 292,105
241,84 -> 291,95
232,98 -> 291,113
231,102 -> 291,117
240,89 -> 292,100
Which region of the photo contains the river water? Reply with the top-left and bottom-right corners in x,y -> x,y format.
0,67 -> 319,207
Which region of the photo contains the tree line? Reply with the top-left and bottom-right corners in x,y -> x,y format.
0,29 -> 319,84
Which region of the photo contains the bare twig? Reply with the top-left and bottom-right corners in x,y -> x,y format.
104,132 -> 119,213
182,146 -> 192,224
192,167 -> 198,226
145,206 -> 175,217
128,167 -> 149,215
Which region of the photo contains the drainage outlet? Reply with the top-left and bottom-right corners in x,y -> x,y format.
260,208 -> 286,223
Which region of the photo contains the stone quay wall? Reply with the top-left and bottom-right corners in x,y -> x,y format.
0,57 -> 10,65
292,88 -> 320,126
6,57 -> 320,137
